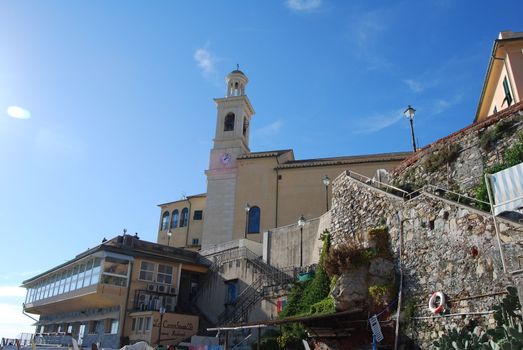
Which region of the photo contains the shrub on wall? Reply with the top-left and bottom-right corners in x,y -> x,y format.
324,241 -> 375,277
368,284 -> 393,307
479,119 -> 516,151
424,143 -> 461,173
324,227 -> 392,277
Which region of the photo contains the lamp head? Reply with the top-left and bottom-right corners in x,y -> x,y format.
297,215 -> 306,228
404,105 -> 416,119
322,175 -> 330,186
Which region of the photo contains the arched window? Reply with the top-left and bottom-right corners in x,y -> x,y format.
247,206 -> 261,233
180,208 -> 189,227
170,210 -> 179,229
160,211 -> 170,230
224,113 -> 235,131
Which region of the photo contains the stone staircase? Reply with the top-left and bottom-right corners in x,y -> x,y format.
216,262 -> 299,326
345,170 -> 523,222
345,169 -> 523,274
195,245 -> 300,326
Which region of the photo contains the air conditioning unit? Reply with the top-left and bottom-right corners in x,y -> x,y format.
157,285 -> 167,293
147,284 -> 158,292
169,287 -> 177,295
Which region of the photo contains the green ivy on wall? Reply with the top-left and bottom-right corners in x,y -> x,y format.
277,231 -> 334,348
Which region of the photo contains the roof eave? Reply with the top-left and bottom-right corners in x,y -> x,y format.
474,39 -> 501,122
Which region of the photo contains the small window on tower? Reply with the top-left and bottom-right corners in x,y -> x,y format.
224,113 -> 235,131
243,117 -> 248,136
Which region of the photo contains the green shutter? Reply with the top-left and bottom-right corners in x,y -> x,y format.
503,77 -> 513,106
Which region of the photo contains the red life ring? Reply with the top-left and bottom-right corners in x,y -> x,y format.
428,292 -> 446,314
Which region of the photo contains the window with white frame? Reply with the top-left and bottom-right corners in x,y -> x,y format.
139,261 -> 155,281
144,317 -> 152,332
156,264 -> 173,285
105,319 -> 118,334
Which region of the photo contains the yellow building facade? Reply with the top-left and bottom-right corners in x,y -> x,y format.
476,31 -> 523,122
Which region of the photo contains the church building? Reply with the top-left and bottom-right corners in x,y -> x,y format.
156,69 -> 410,251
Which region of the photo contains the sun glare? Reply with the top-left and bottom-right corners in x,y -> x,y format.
7,105 -> 31,119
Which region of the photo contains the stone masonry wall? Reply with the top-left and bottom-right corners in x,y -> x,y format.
331,173 -> 523,349
391,102 -> 523,197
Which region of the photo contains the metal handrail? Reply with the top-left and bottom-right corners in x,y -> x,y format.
346,170 -> 411,199
346,169 -> 492,210
217,263 -> 301,325
423,184 -> 490,207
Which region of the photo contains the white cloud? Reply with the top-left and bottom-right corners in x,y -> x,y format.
345,9 -> 391,70
0,286 -> 26,297
253,120 -> 283,137
6,106 -> 31,119
433,99 -> 451,114
404,79 -> 424,93
354,110 -> 404,134
0,302 -> 36,338
194,48 -> 215,75
286,0 -> 322,12
426,94 -> 463,118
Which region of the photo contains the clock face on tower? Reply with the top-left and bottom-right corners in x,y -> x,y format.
220,153 -> 232,165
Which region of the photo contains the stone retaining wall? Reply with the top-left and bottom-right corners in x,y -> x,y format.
331,173 -> 523,348
391,102 -> 523,197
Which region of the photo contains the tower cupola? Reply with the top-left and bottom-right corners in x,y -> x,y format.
226,67 -> 248,97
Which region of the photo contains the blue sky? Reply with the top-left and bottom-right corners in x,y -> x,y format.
1,0 -> 522,337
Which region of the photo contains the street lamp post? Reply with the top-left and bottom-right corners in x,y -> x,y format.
157,306 -> 166,345
322,175 -> 330,212
167,231 -> 172,246
244,203 -> 251,239
404,105 -> 417,152
297,215 -> 306,267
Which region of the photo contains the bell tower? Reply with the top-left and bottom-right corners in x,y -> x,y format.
202,68 -> 255,248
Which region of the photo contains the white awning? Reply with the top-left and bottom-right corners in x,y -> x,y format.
34,311 -> 120,326
489,163 -> 523,215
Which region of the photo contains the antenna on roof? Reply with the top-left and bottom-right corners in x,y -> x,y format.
236,63 -> 239,70
123,228 -> 127,235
